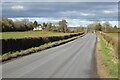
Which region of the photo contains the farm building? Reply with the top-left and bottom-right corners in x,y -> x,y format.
33,25 -> 43,31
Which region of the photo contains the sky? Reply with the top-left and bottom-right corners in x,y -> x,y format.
2,2 -> 118,27
2,0 -> 120,2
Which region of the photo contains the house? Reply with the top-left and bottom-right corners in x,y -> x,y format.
33,25 -> 43,31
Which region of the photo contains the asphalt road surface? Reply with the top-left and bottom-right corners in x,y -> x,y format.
2,33 -> 98,78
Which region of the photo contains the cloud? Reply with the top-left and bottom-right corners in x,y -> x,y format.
11,5 -> 25,10
9,17 -> 91,27
103,10 -> 117,14
9,17 -> 118,27
9,17 -> 61,23
3,2 -> 117,21
59,11 -> 79,16
108,21 -> 118,26
9,17 -> 117,27
80,13 -> 95,16
59,11 -> 95,17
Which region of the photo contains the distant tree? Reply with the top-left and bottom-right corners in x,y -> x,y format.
21,19 -> 29,25
94,23 -> 102,31
77,25 -> 85,32
114,25 -> 117,29
87,24 -> 94,33
2,18 -> 14,31
113,25 -> 118,32
103,21 -> 113,32
92,20 -> 102,31
33,21 -> 38,27
1,18 -> 34,32
14,20 -> 25,31
42,22 -> 47,28
58,20 -> 67,33
51,25 -> 57,32
46,23 -> 52,31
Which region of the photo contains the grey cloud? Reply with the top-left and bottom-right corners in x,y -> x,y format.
2,0 -> 120,2
2,2 -> 118,21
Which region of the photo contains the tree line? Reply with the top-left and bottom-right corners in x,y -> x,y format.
33,19 -> 68,33
87,20 -> 119,32
2,18 -> 117,33
1,18 -> 72,33
1,18 -> 34,32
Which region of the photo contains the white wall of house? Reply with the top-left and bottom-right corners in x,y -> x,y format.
33,26 -> 43,31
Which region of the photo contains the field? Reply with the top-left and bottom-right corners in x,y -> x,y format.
106,33 -> 120,37
1,31 -> 73,39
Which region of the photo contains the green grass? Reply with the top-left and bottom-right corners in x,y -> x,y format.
1,31 -> 74,39
106,33 -> 120,37
1,35 -> 84,62
99,35 -> 118,77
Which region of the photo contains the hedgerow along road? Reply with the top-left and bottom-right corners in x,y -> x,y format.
3,33 -> 98,78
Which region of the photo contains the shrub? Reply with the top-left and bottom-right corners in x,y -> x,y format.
2,32 -> 84,54
100,32 -> 118,56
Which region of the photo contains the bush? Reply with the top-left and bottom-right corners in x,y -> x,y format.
2,32 -> 84,54
100,32 -> 118,56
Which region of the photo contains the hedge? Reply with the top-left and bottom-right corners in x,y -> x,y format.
1,32 -> 84,54
100,32 -> 119,57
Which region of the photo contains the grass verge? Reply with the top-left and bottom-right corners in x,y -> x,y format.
98,34 -> 118,77
1,34 -> 85,62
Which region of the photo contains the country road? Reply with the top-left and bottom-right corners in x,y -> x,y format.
2,33 -> 98,78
